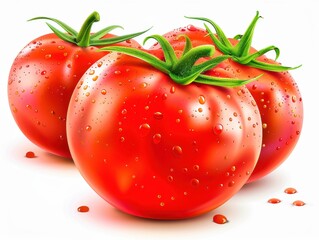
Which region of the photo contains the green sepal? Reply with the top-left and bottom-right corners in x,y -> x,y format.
28,11 -> 149,47
186,12 -> 301,72
101,34 -> 261,87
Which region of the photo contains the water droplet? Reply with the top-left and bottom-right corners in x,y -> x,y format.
25,151 -> 35,158
191,178 -> 199,187
193,165 -> 199,171
121,109 -> 127,115
153,112 -> 163,120
187,24 -> 198,31
140,82 -> 147,88
170,86 -> 176,93
228,180 -> 235,187
114,70 -> 121,75
139,123 -> 151,136
198,95 -> 206,104
172,145 -> 183,157
292,200 -> 305,206
162,93 -> 168,100
268,198 -> 281,204
77,205 -> 89,213
167,175 -> 174,182
153,134 -> 162,144
120,137 -> 125,142
251,100 -> 257,107
213,124 -> 223,135
86,125 -> 92,131
41,70 -> 46,75
284,187 -> 297,194
213,214 -> 228,224
292,95 -> 297,103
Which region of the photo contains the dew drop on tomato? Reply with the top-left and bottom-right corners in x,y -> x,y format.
152,133 -> 162,144
284,187 -> 297,194
191,178 -> 200,187
172,145 -> 183,157
213,214 -> 228,224
170,86 -> 176,93
293,200 -> 305,206
187,24 -> 198,31
25,151 -> 35,158
268,198 -> 281,204
153,112 -> 163,120
77,205 -> 89,213
198,95 -> 206,104
139,123 -> 151,137
213,124 -> 223,135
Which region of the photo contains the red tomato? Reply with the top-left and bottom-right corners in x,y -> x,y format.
8,12 -> 146,158
157,12 -> 303,182
66,36 -> 262,219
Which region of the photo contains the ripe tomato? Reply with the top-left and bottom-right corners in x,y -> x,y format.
67,35 -> 262,219
8,12 -> 146,158
158,12 -> 303,182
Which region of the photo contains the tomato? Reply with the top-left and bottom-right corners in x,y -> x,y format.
8,12 -> 147,158
156,12 -> 303,182
66,35 -> 262,219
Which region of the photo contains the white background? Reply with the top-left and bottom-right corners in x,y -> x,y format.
1,0 -> 318,239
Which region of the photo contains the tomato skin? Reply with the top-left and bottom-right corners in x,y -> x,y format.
157,25 -> 303,183
67,52 -> 262,219
235,61 -> 303,182
8,33 -> 138,158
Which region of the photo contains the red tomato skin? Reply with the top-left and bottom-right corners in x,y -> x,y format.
67,52 -> 262,219
158,26 -> 303,183
234,61 -> 303,182
8,33 -> 138,158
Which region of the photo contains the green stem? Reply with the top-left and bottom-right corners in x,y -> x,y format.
76,11 -> 100,47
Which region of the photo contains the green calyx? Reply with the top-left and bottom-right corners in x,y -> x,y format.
28,11 -> 149,47
186,11 -> 301,72
101,34 -> 260,87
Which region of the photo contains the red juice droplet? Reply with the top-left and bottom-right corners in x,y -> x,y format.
292,200 -> 305,206
268,198 -> 281,204
284,187 -> 297,194
77,205 -> 90,213
25,151 -> 35,158
213,214 -> 228,224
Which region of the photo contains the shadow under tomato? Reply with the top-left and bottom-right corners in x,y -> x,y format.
74,191 -> 249,238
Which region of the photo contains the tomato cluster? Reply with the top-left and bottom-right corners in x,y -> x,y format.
8,11 -> 303,219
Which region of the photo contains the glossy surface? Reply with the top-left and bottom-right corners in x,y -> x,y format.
67,51 -> 262,219
154,25 -> 303,183
8,33 -> 138,158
